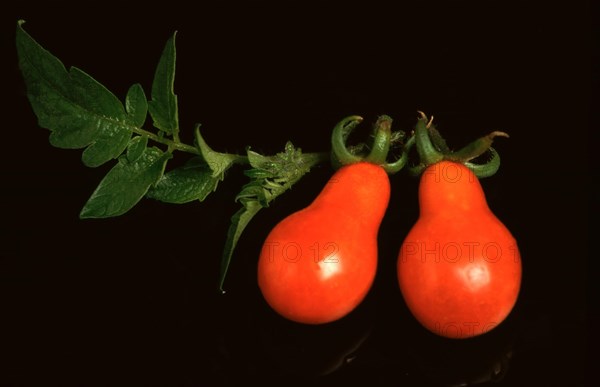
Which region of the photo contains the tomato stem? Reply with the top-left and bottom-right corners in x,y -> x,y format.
365,115 -> 392,165
132,126 -> 200,155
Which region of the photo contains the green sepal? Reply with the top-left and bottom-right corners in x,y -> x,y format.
414,114 -> 444,166
331,115 -> 409,173
446,131 -> 509,163
410,112 -> 508,178
331,116 -> 364,168
427,123 -> 451,153
465,147 -> 502,178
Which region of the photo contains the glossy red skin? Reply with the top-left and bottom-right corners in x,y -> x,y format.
258,162 -> 390,324
397,161 -> 521,339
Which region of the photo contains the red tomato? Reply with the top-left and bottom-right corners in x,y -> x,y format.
397,161 -> 521,338
258,162 -> 390,324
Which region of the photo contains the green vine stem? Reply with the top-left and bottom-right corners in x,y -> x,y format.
132,126 -> 200,155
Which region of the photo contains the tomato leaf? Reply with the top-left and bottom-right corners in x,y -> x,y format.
148,32 -> 179,136
218,143 -> 326,292
126,135 -> 148,163
146,157 -> 221,204
16,21 -> 134,168
80,147 -> 171,218
125,83 -> 148,128
148,125 -> 247,205
219,201 -> 262,293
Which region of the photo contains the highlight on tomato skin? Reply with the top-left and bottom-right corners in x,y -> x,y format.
258,162 -> 390,325
397,161 -> 522,339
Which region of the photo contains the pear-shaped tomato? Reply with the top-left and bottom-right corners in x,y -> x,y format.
397,161 -> 521,339
258,162 -> 390,324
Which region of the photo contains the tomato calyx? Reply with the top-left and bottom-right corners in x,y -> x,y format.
331,115 -> 413,173
409,112 -> 508,178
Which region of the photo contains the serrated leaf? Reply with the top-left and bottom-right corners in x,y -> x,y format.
125,83 -> 148,127
147,158 -> 220,204
147,125 -> 239,204
80,147 -> 171,218
219,201 -> 262,293
148,32 -> 178,135
126,135 -> 148,163
16,21 -> 133,167
80,118 -> 132,167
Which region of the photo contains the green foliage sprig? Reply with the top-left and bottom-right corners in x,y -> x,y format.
16,21 -> 327,291
16,21 -> 505,292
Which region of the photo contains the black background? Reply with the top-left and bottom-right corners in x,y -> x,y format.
2,1 -> 592,385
